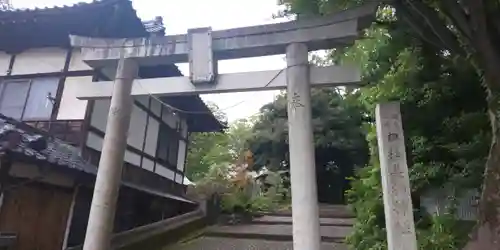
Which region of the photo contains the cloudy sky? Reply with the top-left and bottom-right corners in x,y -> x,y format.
13,0 -> 286,122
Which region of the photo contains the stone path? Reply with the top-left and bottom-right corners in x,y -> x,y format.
166,205 -> 354,250
173,237 -> 348,250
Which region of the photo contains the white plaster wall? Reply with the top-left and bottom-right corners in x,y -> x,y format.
142,158 -> 155,172
175,174 -> 183,184
176,117 -> 189,173
12,48 -> 67,75
101,67 -> 117,80
144,117 -> 159,156
181,119 -> 188,138
177,140 -> 187,172
162,108 -> 179,129
91,100 -> 148,151
57,76 -> 90,120
135,96 -> 149,107
124,150 -> 141,166
0,52 -> 11,76
86,132 -> 103,151
127,105 -> 147,150
88,96 -> 191,181
150,98 -> 162,117
90,99 -> 110,131
86,131 -> 143,167
68,49 -> 92,71
155,164 -> 175,180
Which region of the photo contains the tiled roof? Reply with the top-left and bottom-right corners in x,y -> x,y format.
0,114 -> 97,175
143,16 -> 166,35
0,114 -> 195,203
0,0 -> 137,22
1,0 -> 127,13
0,0 -> 147,51
1,0 -> 165,35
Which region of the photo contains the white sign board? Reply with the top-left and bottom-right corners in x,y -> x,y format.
188,27 -> 216,84
375,102 -> 417,250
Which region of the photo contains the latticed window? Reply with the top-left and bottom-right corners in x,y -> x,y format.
0,78 -> 58,120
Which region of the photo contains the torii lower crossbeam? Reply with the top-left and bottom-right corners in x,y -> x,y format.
75,65 -> 360,100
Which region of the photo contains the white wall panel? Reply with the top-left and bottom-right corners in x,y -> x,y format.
57,76 -> 90,120
135,96 -> 149,107
68,49 -> 92,71
142,158 -> 155,172
181,118 -> 188,138
127,106 -> 147,150
12,48 -> 67,75
175,174 -> 184,184
162,108 -> 178,128
124,150 -> 141,166
101,67 -> 117,80
86,132 -> 103,151
150,98 -> 162,117
155,164 -> 175,180
0,52 -> 11,76
90,99 -> 111,131
144,117 -> 159,156
177,140 -> 187,172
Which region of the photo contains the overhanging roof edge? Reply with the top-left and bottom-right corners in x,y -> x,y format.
68,3 -> 376,53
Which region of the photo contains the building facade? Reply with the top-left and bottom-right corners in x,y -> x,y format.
0,0 -> 221,192
0,1 -> 223,249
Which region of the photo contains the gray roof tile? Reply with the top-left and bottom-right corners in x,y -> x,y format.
0,114 -> 97,175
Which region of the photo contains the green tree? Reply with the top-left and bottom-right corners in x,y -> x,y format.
227,118 -> 255,164
185,103 -> 232,181
277,0 -> 500,247
344,27 -> 489,249
185,103 -> 255,181
249,88 -> 369,204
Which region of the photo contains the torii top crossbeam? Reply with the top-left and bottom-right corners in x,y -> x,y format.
70,4 -> 376,68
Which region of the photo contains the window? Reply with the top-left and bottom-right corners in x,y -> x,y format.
156,125 -> 179,168
0,80 -> 30,120
0,78 -> 59,120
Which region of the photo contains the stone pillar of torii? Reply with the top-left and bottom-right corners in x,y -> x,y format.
67,4 -> 416,250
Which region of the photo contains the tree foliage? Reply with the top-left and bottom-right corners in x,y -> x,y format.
343,25 -> 489,249
249,88 -> 369,203
276,0 -> 494,249
185,104 -> 254,181
278,0 -> 500,247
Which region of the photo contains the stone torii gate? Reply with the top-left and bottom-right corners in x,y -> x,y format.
70,4 -> 376,250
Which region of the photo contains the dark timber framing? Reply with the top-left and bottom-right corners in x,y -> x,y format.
80,71 -> 101,159
3,70 -> 106,80
0,47 -> 107,124
86,99 -> 186,176
134,100 -> 187,142
139,97 -> 151,168
6,54 -> 15,76
51,49 -> 72,120
2,52 -> 189,183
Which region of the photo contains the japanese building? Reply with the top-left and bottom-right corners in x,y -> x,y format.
0,0 -> 223,249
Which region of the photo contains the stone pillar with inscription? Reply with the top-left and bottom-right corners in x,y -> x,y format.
286,43 -> 322,250
375,102 -> 417,250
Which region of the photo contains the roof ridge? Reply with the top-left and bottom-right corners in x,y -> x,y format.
0,113 -> 97,175
0,113 -> 54,140
1,0 -> 130,14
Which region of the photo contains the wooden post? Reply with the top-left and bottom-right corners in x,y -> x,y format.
62,185 -> 80,250
375,102 -> 417,250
